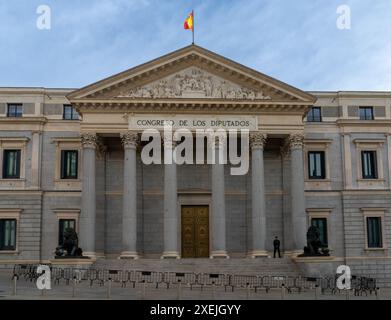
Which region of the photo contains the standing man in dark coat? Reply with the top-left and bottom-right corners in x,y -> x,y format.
273,236 -> 281,258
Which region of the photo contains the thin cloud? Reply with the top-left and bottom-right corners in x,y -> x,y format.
0,0 -> 389,91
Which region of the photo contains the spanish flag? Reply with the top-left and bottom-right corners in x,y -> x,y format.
184,11 -> 194,30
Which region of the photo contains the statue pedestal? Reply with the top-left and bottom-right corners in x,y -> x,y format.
293,256 -> 337,278
50,258 -> 95,268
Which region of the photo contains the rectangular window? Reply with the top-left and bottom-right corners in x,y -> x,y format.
60,150 -> 78,179
58,219 -> 76,246
307,107 -> 322,122
2,150 -> 21,179
361,151 -> 378,179
311,218 -> 328,246
359,107 -> 374,120
0,219 -> 17,251
7,104 -> 23,118
367,217 -> 383,248
308,151 -> 326,179
63,105 -> 79,120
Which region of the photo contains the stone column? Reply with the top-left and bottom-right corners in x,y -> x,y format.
80,132 -> 98,258
162,138 -> 179,259
210,137 -> 229,258
31,131 -> 42,189
250,133 -> 268,257
120,132 -> 139,259
289,133 -> 307,252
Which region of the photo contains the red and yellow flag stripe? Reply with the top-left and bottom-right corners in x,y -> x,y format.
184,12 -> 194,30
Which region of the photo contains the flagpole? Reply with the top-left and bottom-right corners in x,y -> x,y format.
192,10 -> 195,45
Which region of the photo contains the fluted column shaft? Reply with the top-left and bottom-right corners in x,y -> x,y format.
80,133 -> 98,258
289,134 -> 307,251
120,132 -> 139,259
250,133 -> 268,257
162,138 -> 179,259
211,138 -> 229,258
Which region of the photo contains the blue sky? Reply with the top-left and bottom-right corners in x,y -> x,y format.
0,0 -> 390,91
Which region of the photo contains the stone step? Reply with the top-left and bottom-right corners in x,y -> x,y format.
93,258 -> 302,276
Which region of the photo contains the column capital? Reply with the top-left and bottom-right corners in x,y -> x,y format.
288,133 -> 305,150
81,132 -> 98,149
207,136 -> 227,149
162,135 -> 178,148
121,131 -> 139,148
250,133 -> 267,150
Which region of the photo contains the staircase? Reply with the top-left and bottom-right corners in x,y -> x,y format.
93,257 -> 302,277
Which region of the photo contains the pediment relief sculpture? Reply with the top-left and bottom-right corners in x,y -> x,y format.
116,67 -> 272,100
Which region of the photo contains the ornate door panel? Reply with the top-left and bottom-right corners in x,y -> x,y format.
181,206 -> 209,258
181,206 -> 196,258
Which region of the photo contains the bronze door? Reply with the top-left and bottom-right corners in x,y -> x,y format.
181,206 -> 209,258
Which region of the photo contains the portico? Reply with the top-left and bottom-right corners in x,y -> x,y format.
68,45 -> 315,259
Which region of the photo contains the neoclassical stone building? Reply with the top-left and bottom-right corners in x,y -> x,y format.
0,45 -> 390,284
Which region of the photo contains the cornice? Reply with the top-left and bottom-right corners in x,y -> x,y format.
337,119 -> 391,127
0,117 -> 47,124
309,91 -> 391,99
72,100 -> 312,115
0,87 -> 74,95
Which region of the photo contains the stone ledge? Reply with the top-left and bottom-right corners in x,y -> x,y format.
293,256 -> 340,263
49,258 -> 95,266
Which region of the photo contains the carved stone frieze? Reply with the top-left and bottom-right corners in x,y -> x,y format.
117,67 -> 272,101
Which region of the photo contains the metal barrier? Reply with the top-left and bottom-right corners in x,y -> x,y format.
352,276 -> 378,296
196,273 -> 230,291
13,264 -> 38,282
292,276 -> 317,293
10,264 -> 380,298
135,271 -> 163,289
262,276 -> 287,293
229,275 -> 262,292
161,272 -> 197,289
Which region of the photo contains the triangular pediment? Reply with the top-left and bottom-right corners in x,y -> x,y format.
67,45 -> 315,104
116,67 -> 272,101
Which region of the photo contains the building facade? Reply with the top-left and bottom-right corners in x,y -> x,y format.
0,46 -> 390,284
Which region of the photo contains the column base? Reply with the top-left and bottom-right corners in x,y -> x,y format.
119,252 -> 140,260
248,250 -> 269,258
210,251 -> 230,259
284,250 -> 303,257
95,251 -> 106,259
82,252 -> 97,260
161,252 -> 181,259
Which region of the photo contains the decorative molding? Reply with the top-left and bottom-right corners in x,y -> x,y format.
116,67 -> 272,101
51,137 -> 81,144
306,208 -> 333,214
120,131 -> 139,148
206,135 -> 227,149
0,208 -> 23,219
0,137 -> 30,143
304,139 -> 333,145
80,132 -> 98,148
353,139 -> 385,146
250,133 -> 267,149
289,133 -> 305,150
360,207 -> 386,212
280,144 -> 290,158
73,101 -> 311,115
53,209 -> 81,214
162,135 -> 178,148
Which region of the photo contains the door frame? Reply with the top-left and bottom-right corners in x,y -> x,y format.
178,194 -> 212,258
